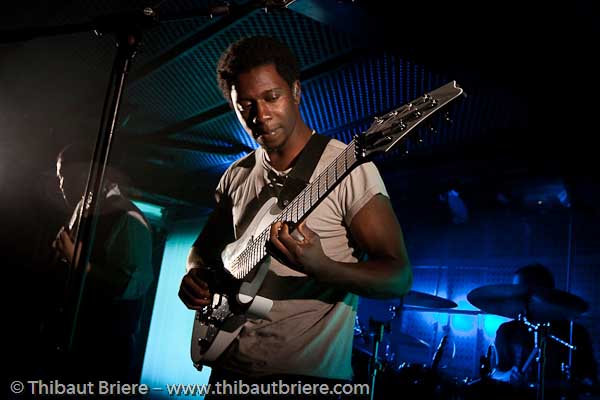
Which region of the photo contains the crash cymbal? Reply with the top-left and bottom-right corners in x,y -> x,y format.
467,284 -> 588,321
402,290 -> 458,309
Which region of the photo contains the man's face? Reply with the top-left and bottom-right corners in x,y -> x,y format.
231,64 -> 301,152
56,158 -> 86,208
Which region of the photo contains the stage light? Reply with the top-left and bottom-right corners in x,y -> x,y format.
482,314 -> 510,341
449,295 -> 477,336
141,219 -> 210,398
132,200 -> 164,221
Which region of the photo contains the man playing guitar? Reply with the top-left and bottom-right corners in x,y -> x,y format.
178,35 -> 413,399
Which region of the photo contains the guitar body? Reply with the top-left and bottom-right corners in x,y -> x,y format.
190,198 -> 280,368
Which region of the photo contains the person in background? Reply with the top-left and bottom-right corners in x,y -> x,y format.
491,263 -> 598,399
50,142 -> 154,382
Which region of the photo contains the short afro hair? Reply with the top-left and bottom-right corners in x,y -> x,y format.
216,35 -> 300,104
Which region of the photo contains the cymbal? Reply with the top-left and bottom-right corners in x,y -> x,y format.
402,290 -> 458,309
467,284 -> 589,321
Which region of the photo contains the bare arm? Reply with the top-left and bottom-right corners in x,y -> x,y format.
186,245 -> 208,272
179,246 -> 212,310
179,200 -> 234,310
270,194 -> 412,299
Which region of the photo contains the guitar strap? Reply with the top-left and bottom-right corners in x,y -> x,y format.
276,133 -> 331,209
193,133 -> 331,261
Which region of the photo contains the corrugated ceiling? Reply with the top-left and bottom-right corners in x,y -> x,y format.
1,0 -> 551,212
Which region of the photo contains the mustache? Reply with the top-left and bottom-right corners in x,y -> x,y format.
251,125 -> 278,137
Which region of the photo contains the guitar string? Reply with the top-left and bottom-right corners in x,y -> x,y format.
231,140 -> 359,278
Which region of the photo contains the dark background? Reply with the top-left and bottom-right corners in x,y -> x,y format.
1,0 -> 598,388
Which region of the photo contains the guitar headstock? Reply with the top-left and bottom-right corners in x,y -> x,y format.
355,81 -> 465,160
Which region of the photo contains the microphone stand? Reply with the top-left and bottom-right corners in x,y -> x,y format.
1,8 -> 158,365
367,319 -> 390,400
64,16 -> 148,356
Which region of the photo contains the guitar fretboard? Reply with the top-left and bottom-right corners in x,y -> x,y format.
229,140 -> 359,279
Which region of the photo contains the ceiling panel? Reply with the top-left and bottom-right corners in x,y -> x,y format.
124,7 -> 358,135
3,0 -> 571,213
171,112 -> 257,150
130,49 -> 527,176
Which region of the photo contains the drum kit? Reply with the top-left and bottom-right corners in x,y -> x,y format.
465,283 -> 593,400
353,290 -> 460,400
354,284 -> 592,400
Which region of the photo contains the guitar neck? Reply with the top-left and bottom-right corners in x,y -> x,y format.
276,140 -> 359,225
229,140 -> 360,279
227,81 -> 465,280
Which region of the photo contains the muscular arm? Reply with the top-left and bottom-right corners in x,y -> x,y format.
186,245 -> 208,271
179,246 -> 212,309
271,194 -> 412,299
187,193 -> 235,273
179,199 -> 234,309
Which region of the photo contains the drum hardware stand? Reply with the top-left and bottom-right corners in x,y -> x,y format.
519,314 -> 577,400
367,319 -> 391,400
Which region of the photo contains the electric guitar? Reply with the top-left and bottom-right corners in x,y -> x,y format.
190,80 -> 465,369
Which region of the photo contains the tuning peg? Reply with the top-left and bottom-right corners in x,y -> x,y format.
353,133 -> 367,160
405,110 -> 422,121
